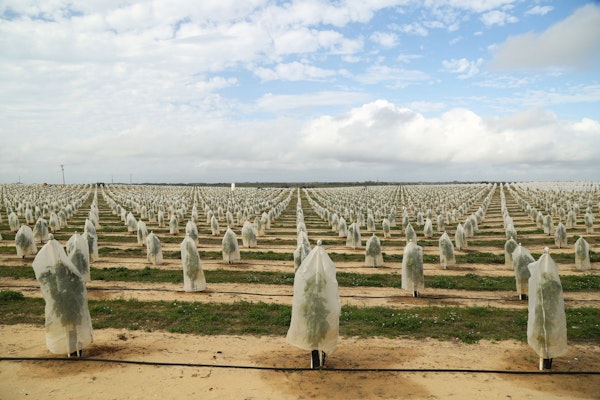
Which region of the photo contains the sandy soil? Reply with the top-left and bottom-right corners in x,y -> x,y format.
1,325 -> 599,400
2,186 -> 599,399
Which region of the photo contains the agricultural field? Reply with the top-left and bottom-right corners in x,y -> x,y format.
1,182 -> 599,399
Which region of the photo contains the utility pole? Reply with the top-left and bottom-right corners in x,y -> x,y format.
60,164 -> 65,185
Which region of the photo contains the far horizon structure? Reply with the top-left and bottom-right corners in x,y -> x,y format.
231,182 -> 235,191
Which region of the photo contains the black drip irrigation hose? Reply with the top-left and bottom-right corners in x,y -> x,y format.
1,356 -> 599,375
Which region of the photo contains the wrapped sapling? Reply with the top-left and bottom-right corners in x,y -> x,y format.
439,232 -> 455,269
554,222 -> 567,248
15,225 -> 37,258
65,232 -> 90,282
181,236 -> 206,292
287,241 -> 340,369
512,244 -> 534,300
365,234 -> 383,267
504,238 -> 518,269
32,235 -> 93,356
33,217 -> 50,244
527,248 -> 567,370
222,227 -> 240,264
574,237 -> 591,270
455,223 -> 467,250
241,220 -> 257,248
146,232 -> 163,265
402,240 -> 424,297
137,220 -> 148,246
185,220 -> 199,244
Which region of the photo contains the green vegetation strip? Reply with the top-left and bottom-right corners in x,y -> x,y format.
1,265 -> 599,291
2,246 -> 598,264
1,290 -> 598,343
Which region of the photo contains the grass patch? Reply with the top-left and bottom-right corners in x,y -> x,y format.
1,296 -> 598,343
1,265 -> 598,292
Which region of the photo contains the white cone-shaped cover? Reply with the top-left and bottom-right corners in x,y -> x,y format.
65,232 -> 90,282
287,243 -> 340,354
32,237 -> 93,355
402,240 -> 424,292
181,235 -> 206,292
527,249 -> 568,359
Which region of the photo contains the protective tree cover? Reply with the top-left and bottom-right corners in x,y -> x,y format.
9,211 -> 20,232
504,238 -> 518,268
126,212 -> 137,233
84,218 -> 99,262
346,222 -> 362,249
405,223 -> 417,244
337,217 -> 347,237
294,241 -> 311,272
222,227 -> 240,263
505,223 -> 517,241
455,223 -> 467,250
438,232 -> 455,268
185,220 -> 198,244
365,234 -> 383,267
137,220 -> 148,246
402,240 -> 424,292
146,232 -> 163,265
464,219 -> 474,237
330,213 -> 339,232
367,214 -> 376,232
574,237 -> 591,270
423,218 -> 433,238
287,241 -> 340,354
32,236 -> 93,355
65,232 -> 90,282
15,224 -> 37,257
211,215 -> 220,236
527,249 -> 568,359
584,212 -> 594,233
255,216 -> 265,236
543,214 -> 553,235
241,220 -> 257,248
49,212 -> 60,232
382,218 -> 391,238
180,236 -> 206,292
437,215 -> 445,232
169,214 -> 179,235
512,245 -> 533,295
554,222 -> 567,248
33,217 -> 50,243
566,210 -> 576,228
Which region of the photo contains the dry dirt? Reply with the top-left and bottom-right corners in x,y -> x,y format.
1,185 -> 599,399
2,325 -> 600,400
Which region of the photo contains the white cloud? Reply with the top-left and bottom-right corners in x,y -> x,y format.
370,31 -> 399,48
355,65 -> 431,87
424,0 -> 517,14
253,62 -> 337,81
254,91 -> 368,112
442,58 -> 483,79
297,100 -> 600,178
525,5 -> 553,16
490,4 -> 600,71
396,22 -> 428,36
2,98 -> 598,183
480,10 -> 518,26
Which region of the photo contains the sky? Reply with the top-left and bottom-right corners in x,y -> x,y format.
1,0 -> 599,184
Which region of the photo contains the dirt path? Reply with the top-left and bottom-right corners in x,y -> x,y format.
1,324 -> 599,400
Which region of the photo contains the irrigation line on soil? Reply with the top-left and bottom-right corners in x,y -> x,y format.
1,356 -> 599,375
